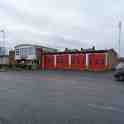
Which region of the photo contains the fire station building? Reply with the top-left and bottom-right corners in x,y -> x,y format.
42,49 -> 118,71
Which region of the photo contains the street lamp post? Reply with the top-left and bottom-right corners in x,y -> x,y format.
118,21 -> 122,56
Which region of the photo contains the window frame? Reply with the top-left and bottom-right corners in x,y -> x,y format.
15,48 -> 20,55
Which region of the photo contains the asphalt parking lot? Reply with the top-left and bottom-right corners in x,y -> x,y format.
0,70 -> 124,124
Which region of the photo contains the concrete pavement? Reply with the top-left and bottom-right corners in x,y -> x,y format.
0,71 -> 123,124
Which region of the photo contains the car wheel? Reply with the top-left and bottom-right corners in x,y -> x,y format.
115,76 -> 120,81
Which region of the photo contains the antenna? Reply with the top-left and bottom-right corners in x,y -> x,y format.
118,21 -> 122,56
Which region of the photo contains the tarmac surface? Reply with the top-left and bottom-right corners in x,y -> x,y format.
0,70 -> 123,124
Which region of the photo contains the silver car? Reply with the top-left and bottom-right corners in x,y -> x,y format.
114,63 -> 124,81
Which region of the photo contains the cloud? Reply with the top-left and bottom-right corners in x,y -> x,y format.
0,0 -> 123,55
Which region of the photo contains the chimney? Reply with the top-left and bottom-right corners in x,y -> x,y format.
65,48 -> 68,52
81,48 -> 83,51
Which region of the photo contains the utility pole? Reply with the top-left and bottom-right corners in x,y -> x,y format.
118,21 -> 122,56
0,30 -> 5,47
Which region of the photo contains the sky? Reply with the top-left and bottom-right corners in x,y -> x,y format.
0,0 -> 124,55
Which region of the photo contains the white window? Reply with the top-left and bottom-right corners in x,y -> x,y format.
16,49 -> 19,55
21,48 -> 25,56
16,47 -> 34,56
29,47 -> 33,55
20,48 -> 28,56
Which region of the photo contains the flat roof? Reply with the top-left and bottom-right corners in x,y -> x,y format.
15,44 -> 57,50
44,49 -> 117,55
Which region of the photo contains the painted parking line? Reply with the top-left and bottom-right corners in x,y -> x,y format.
88,103 -> 124,113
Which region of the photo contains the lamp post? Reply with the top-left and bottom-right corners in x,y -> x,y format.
118,21 -> 122,56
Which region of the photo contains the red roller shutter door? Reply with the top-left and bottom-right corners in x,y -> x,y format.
71,54 -> 86,70
44,55 -> 55,69
88,53 -> 106,71
81,54 -> 86,70
93,53 -> 106,71
56,54 -> 69,70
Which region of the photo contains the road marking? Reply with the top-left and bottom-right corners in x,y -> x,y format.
88,104 -> 124,113
41,77 -> 65,81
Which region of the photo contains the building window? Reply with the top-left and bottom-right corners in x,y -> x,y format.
29,47 -> 33,55
16,49 -> 19,55
19,47 -> 34,56
23,48 -> 27,56
21,48 -> 26,56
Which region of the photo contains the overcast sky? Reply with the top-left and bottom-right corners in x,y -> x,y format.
0,0 -> 124,55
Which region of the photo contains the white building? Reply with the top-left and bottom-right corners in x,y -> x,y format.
15,44 -> 57,65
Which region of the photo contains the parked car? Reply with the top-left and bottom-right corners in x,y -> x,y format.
114,63 -> 124,81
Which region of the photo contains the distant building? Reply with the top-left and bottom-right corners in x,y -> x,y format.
0,55 -> 9,65
15,44 -> 57,66
118,57 -> 124,63
0,47 -> 9,65
9,50 -> 16,65
0,47 -> 8,56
